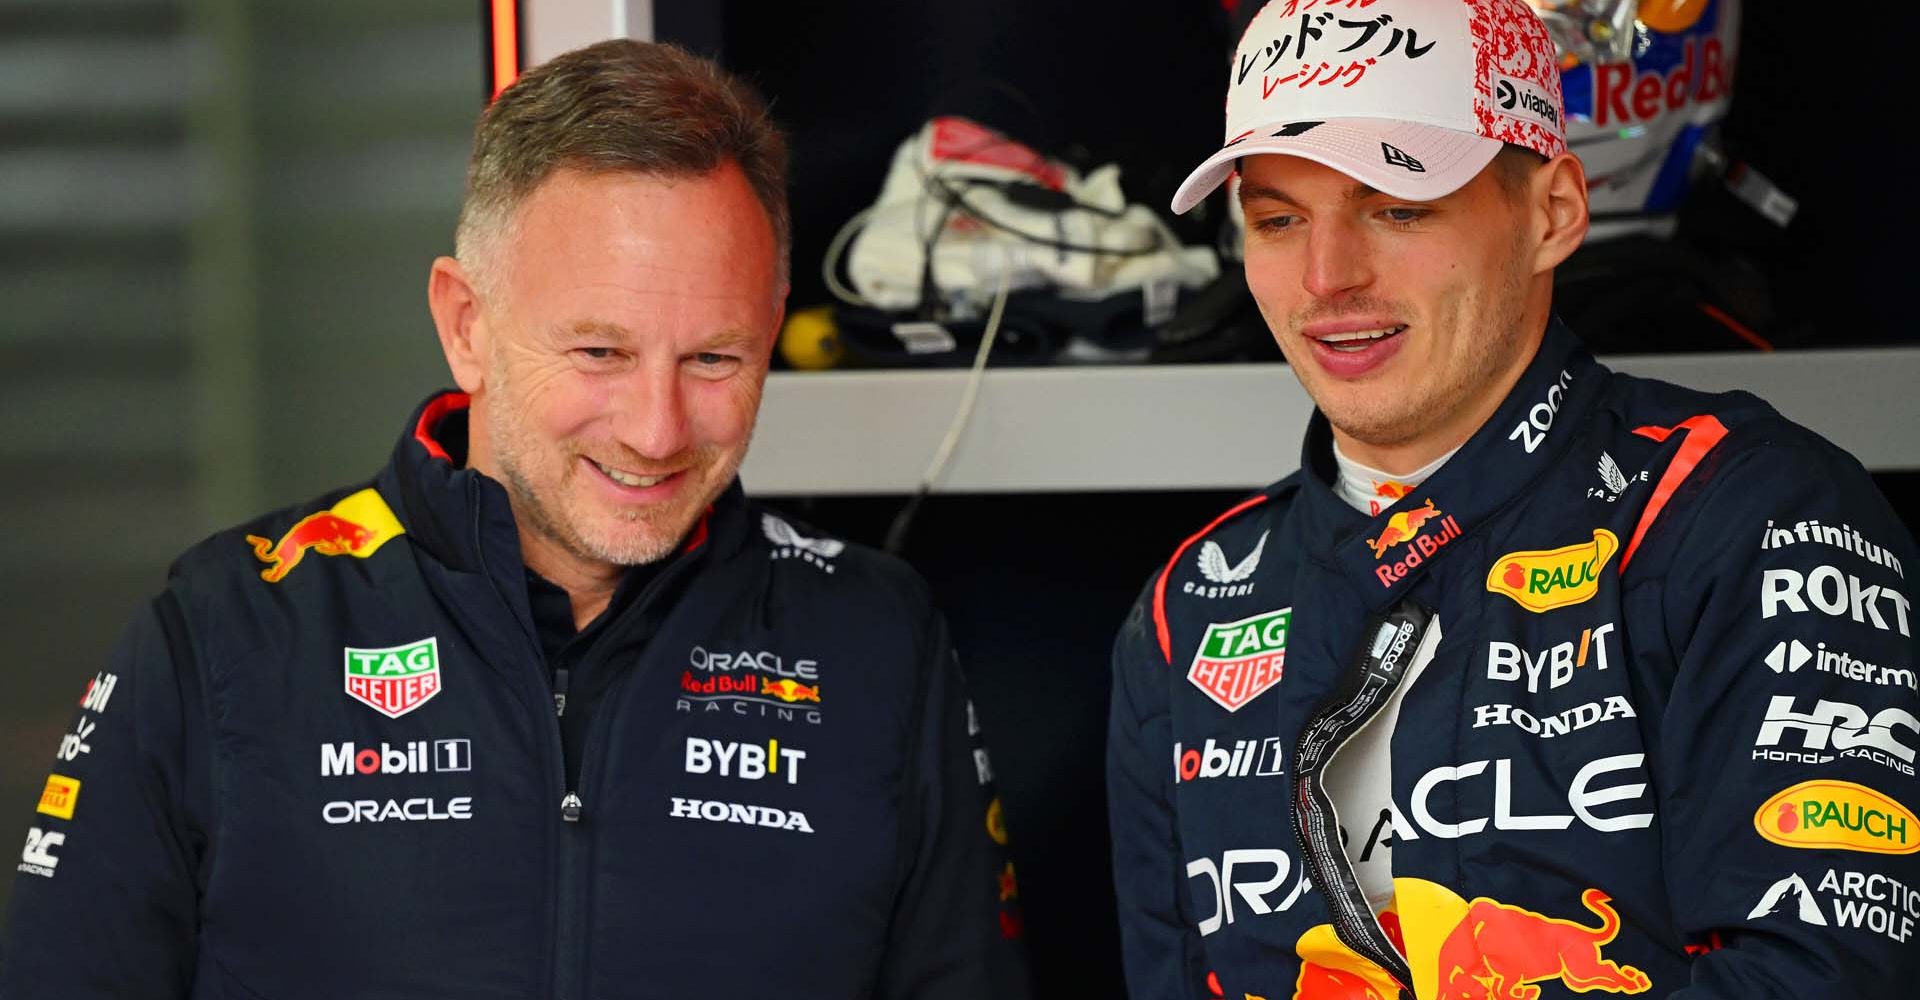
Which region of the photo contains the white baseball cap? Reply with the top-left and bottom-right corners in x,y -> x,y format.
1172,0 -> 1568,214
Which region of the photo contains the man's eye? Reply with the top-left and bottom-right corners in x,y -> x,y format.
1382,208 -> 1427,225
1250,215 -> 1297,233
694,352 -> 735,366
576,347 -> 617,361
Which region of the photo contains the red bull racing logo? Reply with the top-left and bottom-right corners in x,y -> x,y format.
1368,500 -> 1463,588
246,488 -> 405,583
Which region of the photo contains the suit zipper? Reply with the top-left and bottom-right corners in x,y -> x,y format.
1290,600 -> 1436,995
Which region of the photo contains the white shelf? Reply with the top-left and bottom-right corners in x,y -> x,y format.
742,348 -> 1920,495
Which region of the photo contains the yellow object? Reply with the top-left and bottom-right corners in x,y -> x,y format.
1638,0 -> 1711,34
1756,781 -> 1919,855
37,775 -> 80,820
1486,529 -> 1619,613
780,306 -> 845,371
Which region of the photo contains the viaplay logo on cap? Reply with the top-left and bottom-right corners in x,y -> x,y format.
343,637 -> 443,719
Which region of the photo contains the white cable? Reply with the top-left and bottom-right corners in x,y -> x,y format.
821,204 -> 877,308
916,258 -> 1011,493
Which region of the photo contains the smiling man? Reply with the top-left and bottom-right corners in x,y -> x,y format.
1109,2 -> 1918,998
2,41 -> 1027,1000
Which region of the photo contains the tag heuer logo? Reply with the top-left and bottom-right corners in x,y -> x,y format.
1187,608 -> 1291,712
344,637 -> 442,719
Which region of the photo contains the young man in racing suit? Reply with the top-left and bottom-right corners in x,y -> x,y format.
1109,1 -> 1919,998
1,41 -> 1027,999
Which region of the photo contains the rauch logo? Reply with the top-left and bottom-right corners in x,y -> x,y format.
1486,529 -> 1618,613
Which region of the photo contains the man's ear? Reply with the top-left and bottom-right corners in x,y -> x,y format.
428,256 -> 489,393
1530,152 -> 1590,275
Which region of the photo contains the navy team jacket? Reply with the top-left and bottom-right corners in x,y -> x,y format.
1110,320 -> 1920,999
2,393 -> 1028,1000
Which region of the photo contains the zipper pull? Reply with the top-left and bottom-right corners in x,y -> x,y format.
560,792 -> 583,823
553,667 -> 569,717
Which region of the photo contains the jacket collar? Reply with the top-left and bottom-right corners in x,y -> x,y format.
375,391 -> 750,579
1295,317 -> 1608,611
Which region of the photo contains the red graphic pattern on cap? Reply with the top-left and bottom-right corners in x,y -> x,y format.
1469,0 -> 1567,158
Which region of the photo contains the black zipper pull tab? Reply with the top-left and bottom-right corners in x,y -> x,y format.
553,667 -> 569,718
560,792 -> 583,823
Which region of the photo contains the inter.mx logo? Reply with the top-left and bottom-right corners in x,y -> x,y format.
1187,608 -> 1291,713
344,637 -> 442,719
321,739 -> 471,777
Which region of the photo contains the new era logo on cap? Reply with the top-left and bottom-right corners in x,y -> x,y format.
1172,0 -> 1567,213
1381,143 -> 1426,172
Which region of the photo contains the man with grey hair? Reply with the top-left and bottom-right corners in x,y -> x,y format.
1,40 -> 1028,999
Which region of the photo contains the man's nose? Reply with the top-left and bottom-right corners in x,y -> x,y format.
1300,217 -> 1374,301
609,362 -> 692,461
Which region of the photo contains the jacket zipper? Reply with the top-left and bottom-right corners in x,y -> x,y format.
1290,600 -> 1436,996
465,479 -> 577,1000
475,494 -> 708,1000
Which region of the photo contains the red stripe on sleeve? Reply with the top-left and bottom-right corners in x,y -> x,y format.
1622,414 -> 1730,572
1154,496 -> 1272,664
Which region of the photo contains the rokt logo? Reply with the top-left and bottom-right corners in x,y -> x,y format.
321,739 -> 471,777
1756,780 -> 1918,855
1761,566 -> 1912,637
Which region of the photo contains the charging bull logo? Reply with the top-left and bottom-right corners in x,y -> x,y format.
246,488 -> 405,583
761,678 -> 822,703
1294,879 -> 1655,1000
1367,499 -> 1444,559
1434,888 -> 1650,999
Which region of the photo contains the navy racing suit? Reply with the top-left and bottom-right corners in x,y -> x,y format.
1110,320 -> 1920,999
